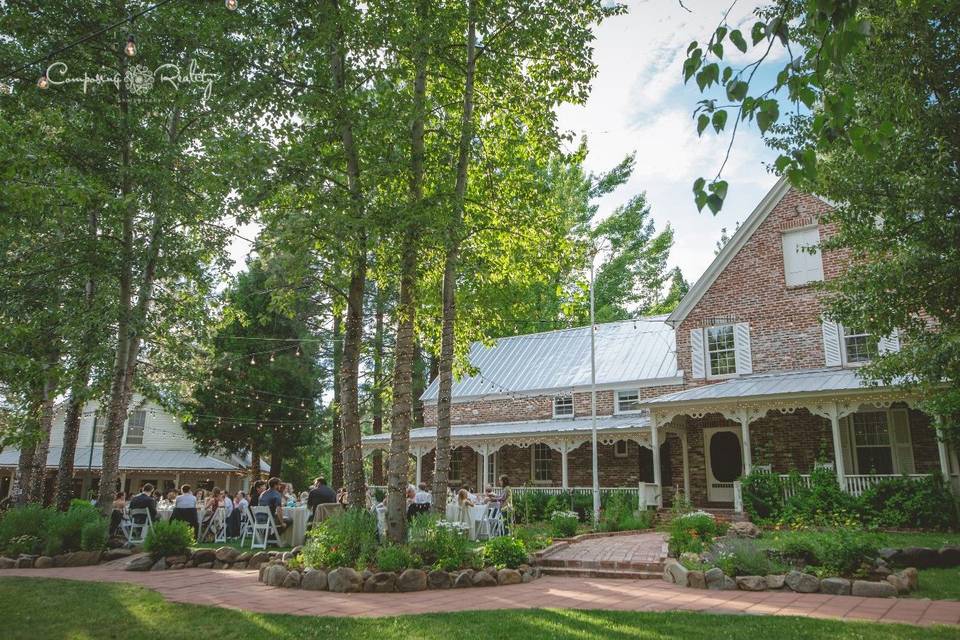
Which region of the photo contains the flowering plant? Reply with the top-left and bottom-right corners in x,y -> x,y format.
549,510 -> 579,538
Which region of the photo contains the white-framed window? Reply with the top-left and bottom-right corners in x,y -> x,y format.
614,440 -> 629,458
531,443 -> 552,482
842,327 -> 877,365
92,416 -> 105,444
553,395 -> 574,418
782,226 -> 824,287
706,324 -> 738,377
615,389 -> 642,414
477,451 -> 498,490
449,448 -> 463,483
845,409 -> 914,475
125,410 -> 146,445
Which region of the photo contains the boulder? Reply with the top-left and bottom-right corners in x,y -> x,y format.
900,547 -> 939,569
784,570 -> 820,593
397,569 -> 428,592
328,567 -> 363,593
171,563 -> 185,570
301,569 -> 328,591
0,557 -> 15,570
472,571 -> 498,587
485,566 -> 498,577
361,569 -> 374,582
728,521 -> 761,539
192,548 -> 216,565
259,565 -> 268,582
852,580 -> 897,598
899,567 -> 919,591
886,574 -> 910,594
125,555 -> 155,571
663,559 -> 689,587
197,562 -> 214,569
518,564 -> 531,574
428,570 -> 452,589
34,556 -> 53,569
14,555 -> 32,569
453,571 -> 474,588
364,572 -> 398,593
264,565 -> 289,587
765,574 -> 786,590
281,571 -> 302,589
102,548 -> 133,562
164,555 -> 187,566
248,552 -> 271,569
497,569 -> 522,586
521,573 -> 533,584
232,561 -> 247,570
735,576 -> 767,591
281,552 -> 292,563
151,558 -> 168,571
704,567 -> 726,590
290,546 -> 303,557
877,547 -> 900,562
720,576 -> 738,590
236,552 -> 252,562
687,570 -> 706,589
939,546 -> 960,567
819,577 -> 851,595
56,551 -> 101,567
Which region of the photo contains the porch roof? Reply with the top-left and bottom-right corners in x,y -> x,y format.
0,446 -> 264,473
361,414 -> 650,450
645,368 -> 890,407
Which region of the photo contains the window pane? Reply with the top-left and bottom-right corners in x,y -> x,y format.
554,395 -> 573,416
706,325 -> 737,376
450,449 -> 462,481
856,447 -> 894,475
533,444 -> 551,481
126,410 -> 145,445
843,328 -> 877,363
617,390 -> 641,413
93,417 -> 104,443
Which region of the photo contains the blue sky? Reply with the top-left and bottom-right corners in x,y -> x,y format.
557,0 -> 790,284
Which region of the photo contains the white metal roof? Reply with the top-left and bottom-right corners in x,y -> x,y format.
420,316 -> 679,402
0,446 -> 263,472
646,368 -> 887,405
362,413 -> 650,446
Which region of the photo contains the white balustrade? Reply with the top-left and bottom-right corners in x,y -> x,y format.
776,473 -> 933,500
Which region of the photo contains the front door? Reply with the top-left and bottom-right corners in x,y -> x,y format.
704,428 -> 743,503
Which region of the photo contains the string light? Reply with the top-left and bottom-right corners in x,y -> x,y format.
269,353 -> 275,363
37,75 -> 49,90
295,347 -> 301,357
225,0 -> 238,10
124,35 -> 137,57
249,355 -> 256,365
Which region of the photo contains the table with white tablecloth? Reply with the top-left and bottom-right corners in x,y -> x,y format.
444,503 -> 488,540
280,506 -> 310,547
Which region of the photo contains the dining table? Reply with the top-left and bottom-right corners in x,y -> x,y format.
280,506 -> 310,547
444,502 -> 488,540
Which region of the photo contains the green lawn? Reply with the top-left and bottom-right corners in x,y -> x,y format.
874,531 -> 960,549
911,567 -> 960,601
1,578 -> 957,640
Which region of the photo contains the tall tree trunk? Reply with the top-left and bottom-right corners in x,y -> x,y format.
429,353 -> 439,383
29,353 -> 60,505
371,286 -> 386,486
434,0 -> 477,510
55,210 -> 99,510
412,342 -> 426,427
326,0 -> 368,509
13,438 -> 37,506
250,446 -> 261,481
387,0 -> 429,537
330,307 -> 344,489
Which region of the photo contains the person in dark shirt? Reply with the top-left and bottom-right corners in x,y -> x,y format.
128,483 -> 158,523
258,477 -> 288,533
307,477 -> 337,510
249,480 -> 266,507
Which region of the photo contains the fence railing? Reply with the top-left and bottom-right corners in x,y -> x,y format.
366,484 -> 660,509
772,473 -> 933,501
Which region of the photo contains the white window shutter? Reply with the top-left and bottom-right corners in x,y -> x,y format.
822,319 -> 842,367
878,329 -> 901,354
889,408 -> 915,474
734,323 -> 752,375
690,328 -> 705,379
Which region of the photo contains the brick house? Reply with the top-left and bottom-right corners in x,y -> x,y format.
361,178 -> 960,509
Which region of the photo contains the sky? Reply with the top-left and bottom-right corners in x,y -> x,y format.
556,0 -> 788,284
228,0 -> 787,287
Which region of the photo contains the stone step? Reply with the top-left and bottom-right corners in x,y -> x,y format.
539,566 -> 662,580
538,557 -> 664,573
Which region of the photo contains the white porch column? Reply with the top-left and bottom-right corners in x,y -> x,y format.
120,472 -> 127,493
680,428 -> 690,500
650,417 -> 662,507
414,447 -> 424,485
174,472 -> 181,490
936,417 -> 952,481
561,446 -> 569,490
479,445 -> 490,491
827,403 -> 847,490
737,409 -> 753,474
225,474 -> 231,493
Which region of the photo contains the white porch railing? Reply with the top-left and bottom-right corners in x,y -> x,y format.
367,484 -> 660,509
733,481 -> 743,514
775,473 -> 933,500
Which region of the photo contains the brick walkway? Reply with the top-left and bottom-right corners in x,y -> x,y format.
542,532 -> 668,569
3,566 -> 960,626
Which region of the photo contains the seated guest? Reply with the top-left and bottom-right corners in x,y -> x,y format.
457,488 -> 475,508
258,477 -> 289,533
200,487 -> 224,539
307,477 -> 337,522
128,483 -> 158,523
405,485 -> 416,506
414,482 -> 432,505
109,491 -> 126,536
171,485 -> 199,536
250,480 -> 266,507
159,491 -> 177,508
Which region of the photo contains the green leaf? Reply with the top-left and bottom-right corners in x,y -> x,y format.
756,100 -> 780,134
694,191 -> 708,212
726,79 -> 748,102
751,21 -> 766,45
730,29 -> 747,52
722,66 -> 732,83
697,114 -> 710,136
711,110 -> 728,133
687,41 -> 699,54
710,180 -> 728,200
715,26 -> 727,43
710,43 -> 724,59
706,193 -> 724,214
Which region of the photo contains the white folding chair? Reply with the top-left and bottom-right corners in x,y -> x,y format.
239,505 -> 255,546
475,504 -> 504,540
250,506 -> 281,550
127,508 -> 153,545
200,506 -> 227,543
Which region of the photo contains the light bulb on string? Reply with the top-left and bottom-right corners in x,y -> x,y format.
250,355 -> 256,365
300,401 -> 305,408
225,0 -> 238,10
37,75 -> 49,90
295,346 -> 301,357
269,353 -> 275,363
124,35 -> 137,57
277,398 -> 281,404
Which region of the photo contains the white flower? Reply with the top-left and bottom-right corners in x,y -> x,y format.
550,510 -> 579,520
676,510 -> 716,520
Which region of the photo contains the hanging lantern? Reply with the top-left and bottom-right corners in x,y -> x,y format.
37,75 -> 49,90
124,35 -> 137,57
225,0 -> 238,10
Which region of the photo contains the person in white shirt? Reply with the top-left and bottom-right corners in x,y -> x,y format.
414,482 -> 432,505
234,491 -> 249,512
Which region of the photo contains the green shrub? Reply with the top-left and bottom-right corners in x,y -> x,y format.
481,535 -> 528,569
80,518 -> 109,551
549,510 -> 579,538
740,470 -> 784,522
6,534 -> 41,556
375,545 -> 421,572
710,538 -> 783,576
770,529 -> 881,577
0,504 -> 50,554
143,520 -> 195,559
668,511 -> 718,556
599,492 -> 655,532
408,513 -> 472,571
512,524 -> 552,552
860,475 -> 958,530
516,491 -> 556,523
778,467 -> 861,529
303,508 -> 378,570
43,504 -> 103,555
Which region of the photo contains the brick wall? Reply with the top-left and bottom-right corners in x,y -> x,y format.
675,188 -> 848,383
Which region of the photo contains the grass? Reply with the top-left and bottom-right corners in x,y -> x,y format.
1,577 -> 957,640
873,531 -> 960,549
911,567 -> 960,601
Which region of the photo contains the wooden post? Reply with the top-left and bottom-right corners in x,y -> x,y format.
560,446 -> 569,490
680,428 -> 690,500
936,417 -> 952,483
650,417 -> 662,507
828,403 -> 847,491
738,409 -> 753,474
